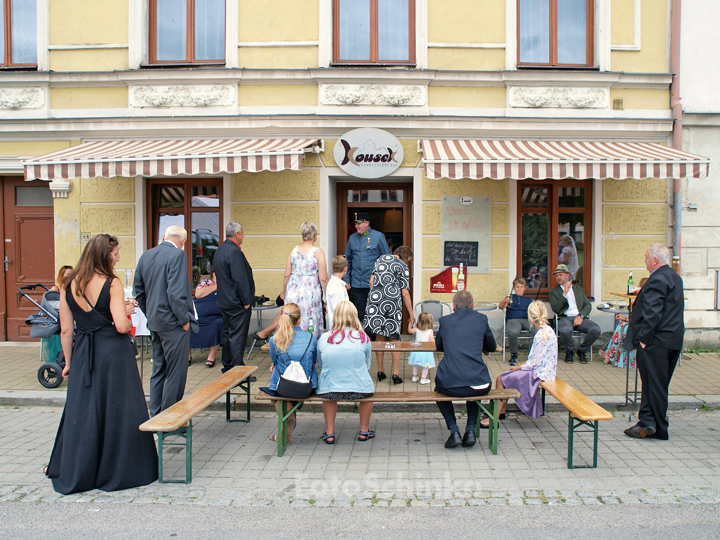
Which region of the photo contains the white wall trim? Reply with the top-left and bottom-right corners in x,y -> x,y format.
415,0 -> 428,69
318,0 -> 332,67
413,166 -> 423,309
134,175 -> 146,259
597,0 -> 611,71
48,44 -> 129,50
508,179 -> 518,292
238,41 -> 319,48
505,0 -> 517,70
593,178 -> 603,301
222,173 -> 232,236
319,167 -> 331,261
610,0 -> 641,51
36,0 -> 49,71
128,0 -> 146,69
225,0 -> 239,69
428,42 -> 505,49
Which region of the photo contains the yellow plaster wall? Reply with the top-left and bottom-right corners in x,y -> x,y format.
80,205 -> 135,236
242,237 -> 318,269
322,139 -> 421,168
50,87 -> 128,110
423,177 -> 509,202
49,49 -> 129,72
428,0 -> 505,44
232,169 -> 319,201
611,0 -> 668,73
602,205 -> 666,235
239,0 -> 318,41
603,178 -> 668,202
238,47 -> 317,69
253,270 -> 287,299
238,84 -> 318,107
50,0 -> 128,45
428,86 -> 506,109
611,0 -> 636,46
609,89 -> 669,110
602,269 -> 650,301
428,49 -> 505,71
232,203 -> 320,235
603,236 -> 666,268
54,188 -> 82,270
79,177 -> 134,202
0,141 -> 77,157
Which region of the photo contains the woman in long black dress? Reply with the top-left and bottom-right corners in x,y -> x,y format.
46,234 -> 157,494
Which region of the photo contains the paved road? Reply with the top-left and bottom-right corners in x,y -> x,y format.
1,503 -> 720,539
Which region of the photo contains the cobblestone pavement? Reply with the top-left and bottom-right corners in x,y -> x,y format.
2,406 -> 720,508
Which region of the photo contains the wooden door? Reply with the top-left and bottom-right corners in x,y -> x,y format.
2,177 -> 55,341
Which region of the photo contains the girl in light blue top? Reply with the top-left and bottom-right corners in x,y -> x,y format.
317,301 -> 374,444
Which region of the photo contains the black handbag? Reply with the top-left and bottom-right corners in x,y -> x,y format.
275,336 -> 314,399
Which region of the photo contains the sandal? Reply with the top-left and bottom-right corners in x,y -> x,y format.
358,430 -> 375,442
205,358 -> 216,368
322,432 -> 336,444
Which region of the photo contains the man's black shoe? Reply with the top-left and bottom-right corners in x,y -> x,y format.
578,350 -> 588,364
461,430 -> 476,447
564,352 -> 574,364
444,431 -> 462,448
509,354 -> 518,366
624,424 -> 656,439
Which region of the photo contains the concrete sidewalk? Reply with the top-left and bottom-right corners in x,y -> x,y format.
2,342 -> 719,410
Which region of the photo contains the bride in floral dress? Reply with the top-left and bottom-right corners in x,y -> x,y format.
283,222 -> 329,338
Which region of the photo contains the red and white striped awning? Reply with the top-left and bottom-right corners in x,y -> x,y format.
420,140 -> 710,180
23,139 -> 322,181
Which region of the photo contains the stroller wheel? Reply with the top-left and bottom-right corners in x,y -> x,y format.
38,363 -> 64,389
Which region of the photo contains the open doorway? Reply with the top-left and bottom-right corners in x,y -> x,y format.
336,182 -> 413,332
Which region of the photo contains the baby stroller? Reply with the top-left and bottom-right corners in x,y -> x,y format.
21,284 -> 66,389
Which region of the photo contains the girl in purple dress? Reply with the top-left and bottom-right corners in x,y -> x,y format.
480,301 -> 557,427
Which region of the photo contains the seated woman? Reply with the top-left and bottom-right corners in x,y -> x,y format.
480,301 -> 557,427
599,278 -> 647,368
316,301 -> 374,444
190,268 -> 223,367
259,303 -> 317,443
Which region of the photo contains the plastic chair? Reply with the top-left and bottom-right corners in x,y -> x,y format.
413,300 -> 453,332
554,314 -> 593,361
502,309 -> 534,364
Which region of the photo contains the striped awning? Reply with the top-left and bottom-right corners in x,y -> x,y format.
420,140 -> 710,180
23,139 -> 322,181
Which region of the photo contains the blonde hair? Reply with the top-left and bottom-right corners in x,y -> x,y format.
528,301 -> 551,340
327,301 -> 370,344
331,255 -> 347,273
416,312 -> 434,331
273,303 -> 301,353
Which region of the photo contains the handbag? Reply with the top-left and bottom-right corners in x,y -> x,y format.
275,335 -> 314,399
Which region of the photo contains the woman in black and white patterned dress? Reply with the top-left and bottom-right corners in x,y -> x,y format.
363,246 -> 415,384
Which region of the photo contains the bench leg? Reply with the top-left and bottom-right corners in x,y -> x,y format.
276,400 -> 303,457
157,421 -> 193,483
225,379 -> 252,423
567,413 -> 600,469
476,400 -> 499,455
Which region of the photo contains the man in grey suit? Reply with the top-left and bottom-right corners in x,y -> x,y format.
134,225 -> 198,416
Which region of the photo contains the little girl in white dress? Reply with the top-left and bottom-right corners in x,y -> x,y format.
408,312 -> 436,384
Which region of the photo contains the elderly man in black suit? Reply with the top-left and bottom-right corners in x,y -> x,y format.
214,221 -> 255,373
134,225 -> 198,416
435,290 -> 498,448
624,244 -> 685,440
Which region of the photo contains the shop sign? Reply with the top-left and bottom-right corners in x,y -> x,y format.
334,128 -> 404,178
441,195 -> 492,274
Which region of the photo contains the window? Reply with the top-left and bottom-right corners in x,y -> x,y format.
517,0 -> 593,67
333,0 -> 415,65
1,0 -> 37,68
149,0 -> 225,65
517,180 -> 592,296
147,179 -> 223,287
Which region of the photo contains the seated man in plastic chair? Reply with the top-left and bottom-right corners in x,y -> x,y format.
498,277 -> 537,366
549,264 -> 600,365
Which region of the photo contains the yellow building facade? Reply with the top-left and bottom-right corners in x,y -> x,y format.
0,0 -> 707,342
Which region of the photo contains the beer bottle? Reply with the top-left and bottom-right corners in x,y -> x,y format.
627,271 -> 634,295
308,317 -> 315,334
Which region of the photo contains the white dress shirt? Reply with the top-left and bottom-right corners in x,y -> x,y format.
326,275 -> 349,330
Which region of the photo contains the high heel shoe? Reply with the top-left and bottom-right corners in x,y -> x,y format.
377,371 -> 387,381
392,374 -> 403,384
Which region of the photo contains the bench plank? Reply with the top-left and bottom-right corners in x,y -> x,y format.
540,379 -> 613,422
255,389 -> 520,402
140,366 -> 258,433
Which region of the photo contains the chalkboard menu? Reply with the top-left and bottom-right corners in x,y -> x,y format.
443,241 -> 479,267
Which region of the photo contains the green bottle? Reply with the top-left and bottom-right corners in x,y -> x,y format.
627,271 -> 634,295
308,317 -> 315,334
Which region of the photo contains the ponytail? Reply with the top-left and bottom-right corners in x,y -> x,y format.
527,301 -> 551,340
273,303 -> 301,352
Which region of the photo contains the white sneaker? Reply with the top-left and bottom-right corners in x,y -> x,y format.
411,376 -> 419,382
420,378 -> 431,385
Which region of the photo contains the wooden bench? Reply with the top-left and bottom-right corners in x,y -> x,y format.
256,389 -> 520,458
140,365 -> 258,483
540,377 -> 613,469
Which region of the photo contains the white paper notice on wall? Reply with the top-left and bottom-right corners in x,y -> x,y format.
441,196 -> 492,274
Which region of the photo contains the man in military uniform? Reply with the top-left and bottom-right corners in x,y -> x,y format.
343,212 -> 390,324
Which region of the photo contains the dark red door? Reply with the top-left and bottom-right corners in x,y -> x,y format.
2,177 -> 55,341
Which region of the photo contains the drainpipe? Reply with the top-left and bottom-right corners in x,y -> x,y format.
671,0 -> 682,272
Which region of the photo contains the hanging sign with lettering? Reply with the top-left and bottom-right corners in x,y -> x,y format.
440,195 -> 491,274
333,128 -> 404,178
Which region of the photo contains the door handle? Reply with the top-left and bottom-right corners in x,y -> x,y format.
4,256 -> 9,272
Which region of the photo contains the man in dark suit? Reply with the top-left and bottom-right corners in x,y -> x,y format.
214,221 -> 255,373
624,244 -> 684,440
134,225 -> 198,416
435,290 -> 498,448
